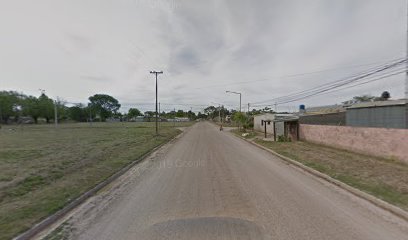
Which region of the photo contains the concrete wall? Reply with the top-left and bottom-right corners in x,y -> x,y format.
299,124 -> 408,163
275,121 -> 285,137
254,113 -> 275,134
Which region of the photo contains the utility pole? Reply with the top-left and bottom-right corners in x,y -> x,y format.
174,108 -> 176,127
247,103 -> 250,114
150,71 -> 163,135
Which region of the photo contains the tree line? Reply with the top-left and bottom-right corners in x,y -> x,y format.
0,90 -> 201,124
0,91 -> 124,124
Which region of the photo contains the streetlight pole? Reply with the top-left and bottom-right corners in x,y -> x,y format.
226,91 -> 242,112
150,71 -> 163,135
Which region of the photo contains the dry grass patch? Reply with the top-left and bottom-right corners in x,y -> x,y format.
255,139 -> 408,210
0,122 -> 187,240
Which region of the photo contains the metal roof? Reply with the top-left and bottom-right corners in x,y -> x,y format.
346,100 -> 407,109
273,116 -> 299,122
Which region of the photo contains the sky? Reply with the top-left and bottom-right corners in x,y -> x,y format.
0,0 -> 407,113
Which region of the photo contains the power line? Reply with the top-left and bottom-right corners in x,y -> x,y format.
190,58 -> 404,90
252,57 -> 406,104
251,58 -> 407,106
252,68 -> 406,108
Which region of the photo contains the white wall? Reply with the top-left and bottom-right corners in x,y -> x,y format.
254,113 -> 275,134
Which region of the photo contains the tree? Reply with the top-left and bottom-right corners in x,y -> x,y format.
204,106 -> 217,119
128,108 -> 142,119
22,96 -> 41,123
342,95 -> 375,105
197,112 -> 206,119
38,93 -> 54,123
232,112 -> 248,131
379,91 -> 391,101
187,110 -> 196,120
88,94 -> 121,121
69,104 -> 89,122
144,111 -> 155,122
343,92 -> 391,105
232,112 -> 246,124
176,110 -> 185,118
0,91 -> 22,124
55,100 -> 69,121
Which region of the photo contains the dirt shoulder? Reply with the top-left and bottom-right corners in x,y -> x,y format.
252,138 -> 408,211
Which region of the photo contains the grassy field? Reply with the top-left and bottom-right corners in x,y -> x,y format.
0,122 -> 192,240
254,139 -> 408,211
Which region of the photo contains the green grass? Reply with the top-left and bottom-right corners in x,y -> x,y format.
0,122 -> 191,240
254,139 -> 408,211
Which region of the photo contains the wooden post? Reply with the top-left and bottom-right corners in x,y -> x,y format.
273,122 -> 276,141
264,122 -> 267,138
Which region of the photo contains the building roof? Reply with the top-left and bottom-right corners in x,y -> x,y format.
273,115 -> 299,122
304,104 -> 346,114
253,113 -> 275,117
347,100 -> 407,109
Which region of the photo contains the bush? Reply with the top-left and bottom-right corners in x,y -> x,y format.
277,135 -> 291,142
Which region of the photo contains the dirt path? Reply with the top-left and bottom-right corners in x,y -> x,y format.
42,122 -> 408,240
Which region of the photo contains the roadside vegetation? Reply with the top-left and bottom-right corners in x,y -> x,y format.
0,122 -> 191,240
0,91 -> 199,124
254,139 -> 408,211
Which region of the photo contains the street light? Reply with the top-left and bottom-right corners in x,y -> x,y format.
226,91 -> 242,112
150,71 -> 163,135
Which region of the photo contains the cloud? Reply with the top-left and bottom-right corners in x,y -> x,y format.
79,75 -> 112,82
0,0 -> 406,112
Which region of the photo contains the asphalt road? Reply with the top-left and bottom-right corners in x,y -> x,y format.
55,122 -> 408,240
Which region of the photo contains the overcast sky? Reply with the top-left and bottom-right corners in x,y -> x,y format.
0,0 -> 406,112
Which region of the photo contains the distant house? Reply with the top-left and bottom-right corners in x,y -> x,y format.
346,100 -> 407,129
176,117 -> 190,122
253,113 -> 275,134
106,118 -> 121,122
134,116 -> 145,122
254,113 -> 299,140
167,117 -> 190,122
